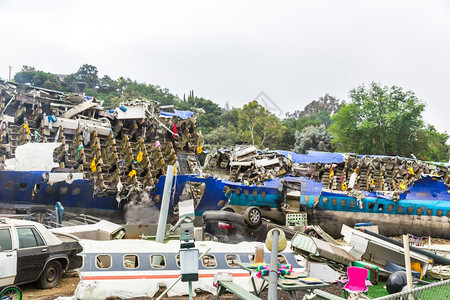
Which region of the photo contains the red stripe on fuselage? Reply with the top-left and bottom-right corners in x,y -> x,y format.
82,273 -> 250,280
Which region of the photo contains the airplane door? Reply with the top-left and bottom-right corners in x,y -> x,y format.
0,228 -> 17,286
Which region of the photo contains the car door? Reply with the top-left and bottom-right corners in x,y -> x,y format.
0,227 -> 17,287
15,226 -> 50,284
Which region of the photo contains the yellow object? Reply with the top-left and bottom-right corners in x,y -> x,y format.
22,123 -> 30,134
136,151 -> 143,163
90,157 -> 97,173
342,182 -> 348,191
329,170 -> 334,179
409,167 -> 415,175
411,262 -> 422,279
265,228 -> 287,252
196,144 -> 203,154
128,170 -> 136,178
400,180 -> 407,190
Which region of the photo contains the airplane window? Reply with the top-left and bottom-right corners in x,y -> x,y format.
426,209 -> 433,216
19,183 -> 27,191
4,181 -> 13,190
436,210 -> 443,217
96,255 -> 112,269
397,206 -> 403,213
150,255 -> 166,269
340,199 -> 346,207
225,254 -> 241,268
248,254 -> 254,263
322,197 -> 328,204
331,198 -> 337,205
201,254 -> 217,268
124,254 -> 139,269
0,229 -> 12,251
350,201 -> 356,208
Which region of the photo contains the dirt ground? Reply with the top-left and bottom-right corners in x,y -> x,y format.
21,273 -> 79,300
21,273 -> 343,300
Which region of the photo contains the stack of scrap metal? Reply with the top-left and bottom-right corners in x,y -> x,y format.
205,146 -> 449,192
0,81 -> 202,201
204,146 -> 291,184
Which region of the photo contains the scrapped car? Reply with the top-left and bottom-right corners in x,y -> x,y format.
0,218 -> 82,289
202,210 -> 297,243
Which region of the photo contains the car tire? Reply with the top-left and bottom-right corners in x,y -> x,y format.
244,206 -> 262,228
37,260 -> 62,289
220,206 -> 234,213
0,285 -> 22,300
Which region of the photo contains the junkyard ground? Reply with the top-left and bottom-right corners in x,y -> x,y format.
22,273 -> 344,300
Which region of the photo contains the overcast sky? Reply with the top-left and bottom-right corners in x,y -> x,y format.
1,0 -> 449,135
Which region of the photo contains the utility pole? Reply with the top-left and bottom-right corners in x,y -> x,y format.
8,66 -> 12,82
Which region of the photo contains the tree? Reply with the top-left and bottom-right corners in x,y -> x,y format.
13,65 -> 36,84
414,126 -> 449,162
281,110 -> 332,150
329,82 -> 426,157
75,64 -> 99,90
204,125 -> 240,146
286,94 -> 340,119
237,101 -> 286,148
293,124 -> 333,153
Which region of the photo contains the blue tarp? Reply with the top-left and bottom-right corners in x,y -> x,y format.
275,150 -> 345,164
160,109 -> 194,119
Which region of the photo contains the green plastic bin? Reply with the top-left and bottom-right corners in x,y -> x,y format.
352,261 -> 379,285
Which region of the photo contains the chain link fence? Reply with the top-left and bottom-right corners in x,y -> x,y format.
375,279 -> 450,300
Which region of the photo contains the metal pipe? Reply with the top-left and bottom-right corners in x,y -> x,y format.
362,229 -> 450,265
156,165 -> 175,243
268,229 -> 279,300
403,235 -> 414,300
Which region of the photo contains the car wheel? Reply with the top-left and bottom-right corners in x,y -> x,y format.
0,285 -> 22,300
220,206 -> 234,213
37,260 -> 62,289
244,206 -> 262,228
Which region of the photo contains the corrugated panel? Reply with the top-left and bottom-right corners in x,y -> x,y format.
290,233 -> 319,256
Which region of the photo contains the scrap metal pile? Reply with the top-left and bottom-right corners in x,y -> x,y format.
204,146 -> 449,192
0,81 -> 203,198
204,145 -> 292,184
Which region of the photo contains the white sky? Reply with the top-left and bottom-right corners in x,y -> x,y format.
1,0 -> 449,135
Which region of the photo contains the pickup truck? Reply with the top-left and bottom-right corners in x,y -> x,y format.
0,218 -> 82,289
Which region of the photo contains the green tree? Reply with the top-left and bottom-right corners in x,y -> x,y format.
293,124 -> 333,153
75,64 -> 99,89
13,65 -> 36,84
329,82 -> 426,157
414,126 -> 449,161
238,101 -> 286,148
